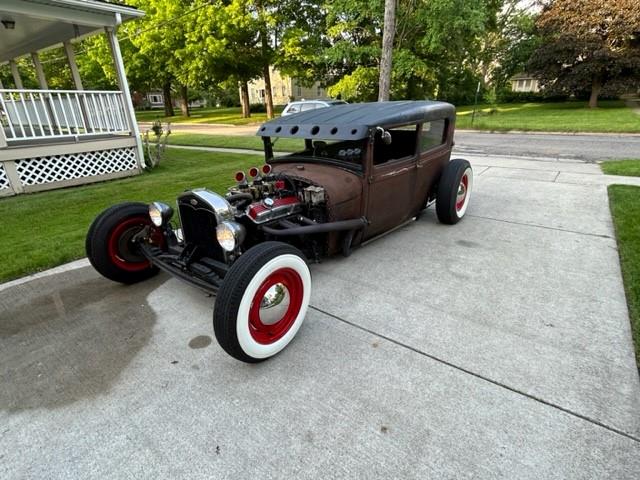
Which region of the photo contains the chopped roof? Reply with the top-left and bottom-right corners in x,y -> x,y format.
257,100 -> 455,140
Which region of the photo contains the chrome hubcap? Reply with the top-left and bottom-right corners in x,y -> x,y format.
456,182 -> 466,205
259,283 -> 290,325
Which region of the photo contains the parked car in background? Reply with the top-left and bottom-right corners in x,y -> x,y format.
86,101 -> 472,364
281,99 -> 347,116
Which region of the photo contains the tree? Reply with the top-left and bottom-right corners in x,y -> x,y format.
322,0 -> 492,103
528,0 -> 640,108
489,4 -> 541,92
378,0 -> 397,101
181,0 -> 263,118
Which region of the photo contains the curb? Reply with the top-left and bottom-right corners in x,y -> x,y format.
0,258 -> 90,292
456,129 -> 640,137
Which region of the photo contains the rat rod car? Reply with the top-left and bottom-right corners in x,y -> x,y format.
86,101 -> 473,363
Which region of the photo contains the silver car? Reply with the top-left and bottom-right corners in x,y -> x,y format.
281,99 -> 347,116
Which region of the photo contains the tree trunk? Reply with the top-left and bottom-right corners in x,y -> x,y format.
588,76 -> 602,108
262,63 -> 274,119
239,81 -> 251,118
378,0 -> 397,101
179,85 -> 190,117
162,81 -> 174,117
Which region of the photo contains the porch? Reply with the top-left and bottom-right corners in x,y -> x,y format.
0,0 -> 144,197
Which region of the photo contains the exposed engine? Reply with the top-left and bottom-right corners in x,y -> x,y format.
226,164 -> 328,226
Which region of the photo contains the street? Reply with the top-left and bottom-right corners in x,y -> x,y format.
143,122 -> 640,162
455,131 -> 640,161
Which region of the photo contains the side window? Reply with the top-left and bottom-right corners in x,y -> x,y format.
287,104 -> 300,113
373,124 -> 418,166
420,119 -> 447,152
300,103 -> 316,111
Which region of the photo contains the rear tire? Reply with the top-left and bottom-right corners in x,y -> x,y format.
86,202 -> 160,284
213,242 -> 311,363
436,159 -> 473,225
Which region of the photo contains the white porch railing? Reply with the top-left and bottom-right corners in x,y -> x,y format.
0,89 -> 131,144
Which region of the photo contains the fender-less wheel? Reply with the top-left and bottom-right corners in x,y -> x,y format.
436,158 -> 473,224
213,242 -> 311,363
86,202 -> 160,284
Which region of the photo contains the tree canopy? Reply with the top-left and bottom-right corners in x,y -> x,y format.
528,0 -> 640,107
8,0 -> 638,109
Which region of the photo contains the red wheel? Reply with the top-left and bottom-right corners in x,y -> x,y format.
106,216 -> 152,272
86,202 -> 161,284
248,267 -> 304,344
455,170 -> 471,215
213,242 -> 311,363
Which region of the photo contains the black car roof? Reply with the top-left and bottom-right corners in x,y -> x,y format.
257,100 -> 455,141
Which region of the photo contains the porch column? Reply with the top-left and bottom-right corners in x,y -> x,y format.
105,22 -> 144,170
9,60 -> 23,89
31,52 -> 48,89
63,41 -> 83,90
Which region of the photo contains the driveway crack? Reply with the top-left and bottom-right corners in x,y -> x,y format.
310,304 -> 640,444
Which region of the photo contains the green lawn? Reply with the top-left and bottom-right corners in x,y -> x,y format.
0,149 -> 256,283
601,159 -> 640,177
137,101 -> 640,133
169,133 -> 301,152
608,184 -> 640,368
136,106 -> 283,125
456,100 -> 640,133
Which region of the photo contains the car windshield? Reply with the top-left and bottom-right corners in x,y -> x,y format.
271,137 -> 366,171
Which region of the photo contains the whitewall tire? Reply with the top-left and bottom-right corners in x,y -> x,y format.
213,242 -> 311,363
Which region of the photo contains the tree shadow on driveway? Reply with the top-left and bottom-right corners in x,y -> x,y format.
0,267 -> 164,412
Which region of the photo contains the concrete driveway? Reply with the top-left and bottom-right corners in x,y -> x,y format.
1,154 -> 639,479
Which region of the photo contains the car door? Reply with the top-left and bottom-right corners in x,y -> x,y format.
413,119 -> 450,212
365,124 -> 419,237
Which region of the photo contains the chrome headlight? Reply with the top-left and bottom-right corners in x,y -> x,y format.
148,202 -> 173,227
216,221 -> 246,252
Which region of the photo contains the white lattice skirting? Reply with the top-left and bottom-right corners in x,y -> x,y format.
15,147 -> 138,186
0,163 -> 9,192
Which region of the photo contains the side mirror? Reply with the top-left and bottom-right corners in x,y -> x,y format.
376,126 -> 392,145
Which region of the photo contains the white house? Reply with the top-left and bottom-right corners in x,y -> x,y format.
0,0 -> 144,197
510,73 -> 540,93
248,68 -> 328,106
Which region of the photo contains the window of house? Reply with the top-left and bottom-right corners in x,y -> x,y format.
317,87 -> 322,96
420,119 -> 446,152
149,94 -> 162,104
259,89 -> 265,99
282,86 -> 286,96
297,85 -> 302,96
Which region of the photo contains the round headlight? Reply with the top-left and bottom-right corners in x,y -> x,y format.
216,221 -> 246,252
148,202 -> 173,227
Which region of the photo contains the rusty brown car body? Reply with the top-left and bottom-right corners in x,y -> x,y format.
86,101 -> 473,362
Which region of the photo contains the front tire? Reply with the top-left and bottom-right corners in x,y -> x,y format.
436,158 -> 473,225
86,202 -> 160,284
213,242 -> 311,363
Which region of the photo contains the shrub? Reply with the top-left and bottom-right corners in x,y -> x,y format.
249,103 -> 267,113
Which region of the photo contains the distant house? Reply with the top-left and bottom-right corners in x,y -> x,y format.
510,73 -> 540,93
248,68 -> 328,106
144,91 -> 206,110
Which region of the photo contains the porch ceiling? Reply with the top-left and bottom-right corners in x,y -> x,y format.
0,0 -> 143,63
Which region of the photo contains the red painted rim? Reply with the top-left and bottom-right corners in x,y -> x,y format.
107,216 -> 153,272
249,267 -> 304,344
456,173 -> 469,212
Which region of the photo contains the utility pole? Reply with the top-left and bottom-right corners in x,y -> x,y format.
378,0 -> 396,101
